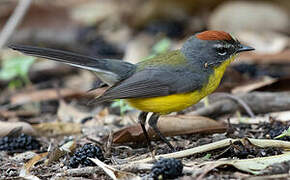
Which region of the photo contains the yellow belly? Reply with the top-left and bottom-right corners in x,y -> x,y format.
127,55 -> 236,114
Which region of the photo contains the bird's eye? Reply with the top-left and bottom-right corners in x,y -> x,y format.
216,47 -> 227,56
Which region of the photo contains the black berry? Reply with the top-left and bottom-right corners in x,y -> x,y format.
150,158 -> 183,179
0,133 -> 41,152
69,144 -> 104,168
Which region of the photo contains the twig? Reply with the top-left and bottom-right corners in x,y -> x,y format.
213,93 -> 255,118
128,138 -> 290,164
55,167 -> 102,177
196,163 -> 221,180
55,160 -> 195,178
130,138 -> 236,163
0,0 -> 32,49
117,162 -> 195,175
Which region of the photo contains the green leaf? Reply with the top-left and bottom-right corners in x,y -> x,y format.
152,38 -> 171,54
0,67 -> 17,80
8,79 -> 23,89
274,127 -> 290,139
110,99 -> 134,116
111,99 -> 122,108
0,56 -> 35,81
202,153 -> 211,160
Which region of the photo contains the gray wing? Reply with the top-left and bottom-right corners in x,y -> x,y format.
96,67 -> 204,102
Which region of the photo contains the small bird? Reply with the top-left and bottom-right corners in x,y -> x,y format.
9,30 -> 254,151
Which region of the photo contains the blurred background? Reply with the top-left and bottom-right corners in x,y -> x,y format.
0,0 -> 289,93
0,0 -> 290,145
0,0 -> 290,135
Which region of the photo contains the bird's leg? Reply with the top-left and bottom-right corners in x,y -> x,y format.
148,113 -> 175,151
138,112 -> 152,151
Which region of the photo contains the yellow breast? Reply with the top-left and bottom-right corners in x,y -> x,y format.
127,55 -> 236,114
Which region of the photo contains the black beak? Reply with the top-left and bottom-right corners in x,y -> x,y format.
237,44 -> 255,53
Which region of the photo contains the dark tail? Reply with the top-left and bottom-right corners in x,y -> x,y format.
9,44 -> 136,85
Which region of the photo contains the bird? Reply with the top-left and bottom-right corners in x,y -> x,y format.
9,30 -> 254,151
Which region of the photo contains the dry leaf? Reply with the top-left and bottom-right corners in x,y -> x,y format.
19,152 -> 48,179
205,152 -> 290,175
244,174 -> 290,180
113,115 -> 226,143
196,163 -> 222,180
19,173 -> 41,180
0,121 -> 36,137
12,151 -> 37,162
59,140 -> 77,153
57,100 -> 92,123
32,122 -> 81,137
156,115 -> 226,136
46,140 -> 76,165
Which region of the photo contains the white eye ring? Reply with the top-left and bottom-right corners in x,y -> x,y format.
218,51 -> 227,56
217,49 -> 227,56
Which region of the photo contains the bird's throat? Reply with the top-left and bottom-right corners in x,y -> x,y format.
203,54 -> 237,94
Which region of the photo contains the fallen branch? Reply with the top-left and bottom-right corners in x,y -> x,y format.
9,88 -> 100,106
189,92 -> 290,117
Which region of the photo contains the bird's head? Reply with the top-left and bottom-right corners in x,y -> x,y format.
181,30 -> 254,69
